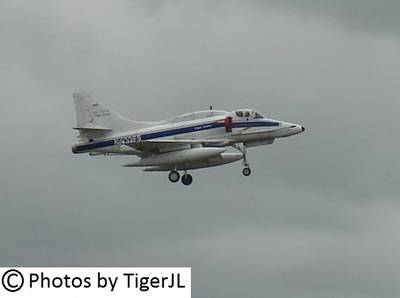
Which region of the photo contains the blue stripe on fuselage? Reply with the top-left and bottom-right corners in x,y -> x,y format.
73,120 -> 279,153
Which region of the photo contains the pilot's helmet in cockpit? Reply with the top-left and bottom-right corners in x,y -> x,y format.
234,109 -> 264,119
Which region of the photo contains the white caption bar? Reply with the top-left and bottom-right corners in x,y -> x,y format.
0,267 -> 191,298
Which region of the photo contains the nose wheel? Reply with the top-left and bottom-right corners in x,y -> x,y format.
242,167 -> 251,176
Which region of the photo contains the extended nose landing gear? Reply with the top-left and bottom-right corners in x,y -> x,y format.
168,170 -> 193,185
242,151 -> 252,177
234,143 -> 252,176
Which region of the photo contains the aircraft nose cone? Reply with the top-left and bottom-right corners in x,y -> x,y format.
301,126 -> 305,132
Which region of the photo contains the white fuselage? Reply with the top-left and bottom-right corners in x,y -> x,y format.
72,110 -> 304,155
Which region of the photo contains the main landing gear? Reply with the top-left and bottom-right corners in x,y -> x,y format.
234,143 -> 252,177
181,173 -> 193,186
168,170 -> 180,183
168,170 -> 193,186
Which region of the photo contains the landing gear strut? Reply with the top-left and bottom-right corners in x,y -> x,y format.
234,143 -> 252,176
168,171 -> 180,183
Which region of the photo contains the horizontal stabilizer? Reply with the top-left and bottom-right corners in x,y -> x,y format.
73,125 -> 113,131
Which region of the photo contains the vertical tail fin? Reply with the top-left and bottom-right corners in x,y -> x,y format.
73,91 -> 154,141
73,91 -> 113,130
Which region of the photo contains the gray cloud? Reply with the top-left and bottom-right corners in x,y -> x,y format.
258,0 -> 400,36
0,1 -> 399,297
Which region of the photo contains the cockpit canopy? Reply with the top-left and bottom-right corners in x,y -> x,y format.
233,109 -> 264,119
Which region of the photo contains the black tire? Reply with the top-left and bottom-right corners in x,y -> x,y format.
181,174 -> 193,186
243,167 -> 251,176
168,171 -> 180,183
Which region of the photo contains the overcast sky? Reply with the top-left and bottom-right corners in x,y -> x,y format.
1,1 -> 399,297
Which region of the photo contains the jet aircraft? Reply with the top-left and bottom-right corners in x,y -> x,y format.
71,91 -> 305,185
